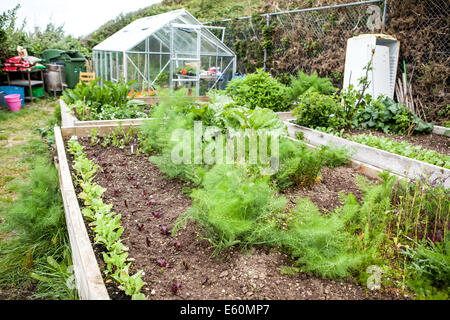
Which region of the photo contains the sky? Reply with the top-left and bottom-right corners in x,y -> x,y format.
2,0 -> 162,37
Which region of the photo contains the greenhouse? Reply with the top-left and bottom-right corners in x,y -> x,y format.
92,9 -> 237,95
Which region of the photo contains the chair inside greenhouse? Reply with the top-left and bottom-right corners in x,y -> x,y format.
92,9 -> 237,95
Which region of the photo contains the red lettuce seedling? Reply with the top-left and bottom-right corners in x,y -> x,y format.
106,173 -> 113,181
152,211 -> 163,218
171,281 -> 181,295
160,226 -> 170,235
137,223 -> 145,231
135,182 -> 140,188
147,199 -> 156,206
141,190 -> 148,197
113,189 -> 120,196
128,175 -> 136,181
156,259 -> 170,268
173,242 -> 181,250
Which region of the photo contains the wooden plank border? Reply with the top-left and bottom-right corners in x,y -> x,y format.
54,126 -> 110,300
284,121 -> 450,188
134,95 -> 211,105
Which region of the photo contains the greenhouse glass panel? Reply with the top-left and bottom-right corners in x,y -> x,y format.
92,9 -> 236,95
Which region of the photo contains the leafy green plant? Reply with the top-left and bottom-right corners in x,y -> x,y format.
402,239 -> 450,299
287,70 -> 337,103
68,138 -> 146,299
225,69 -> 290,111
348,134 -> 450,169
174,165 -> 286,253
293,92 -> 346,131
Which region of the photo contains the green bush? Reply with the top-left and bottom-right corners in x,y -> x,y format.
287,70 -> 337,103
225,69 -> 290,111
293,92 -> 346,131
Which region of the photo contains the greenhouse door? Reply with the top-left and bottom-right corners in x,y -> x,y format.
169,23 -> 201,94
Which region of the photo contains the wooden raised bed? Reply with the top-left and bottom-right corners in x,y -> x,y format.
56,119 -> 393,299
284,121 -> 450,189
54,126 -> 110,300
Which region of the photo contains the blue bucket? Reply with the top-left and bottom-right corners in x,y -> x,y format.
0,86 -> 25,106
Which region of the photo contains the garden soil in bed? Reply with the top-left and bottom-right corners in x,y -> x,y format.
346,129 -> 449,156
74,138 -> 405,300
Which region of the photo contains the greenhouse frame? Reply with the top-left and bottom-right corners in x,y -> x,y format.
92,9 -> 237,95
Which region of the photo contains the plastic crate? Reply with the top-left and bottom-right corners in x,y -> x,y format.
25,86 -> 44,98
0,86 -> 25,106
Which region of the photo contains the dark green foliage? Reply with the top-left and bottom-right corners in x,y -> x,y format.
293,92 -> 346,130
294,88 -> 434,136
62,78 -> 146,120
225,69 -> 290,112
287,70 -> 337,102
353,96 -> 434,135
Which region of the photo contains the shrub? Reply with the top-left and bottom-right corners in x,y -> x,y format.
293,92 -> 346,130
287,70 -> 337,103
225,69 -> 290,111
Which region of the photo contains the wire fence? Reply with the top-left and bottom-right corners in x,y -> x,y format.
209,0 -> 387,84
207,0 -> 449,122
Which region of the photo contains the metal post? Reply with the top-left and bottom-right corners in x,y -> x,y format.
263,15 -> 270,72
169,25 -> 174,91
123,52 -> 127,82
196,28 -> 200,95
382,0 -> 387,26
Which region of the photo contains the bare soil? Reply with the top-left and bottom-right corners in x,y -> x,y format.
346,129 -> 450,156
74,138 -> 405,300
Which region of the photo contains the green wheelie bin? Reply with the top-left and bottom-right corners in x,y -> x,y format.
40,49 -> 86,89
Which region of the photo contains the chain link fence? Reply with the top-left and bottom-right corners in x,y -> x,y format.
208,0 -> 449,123
209,0 -> 386,85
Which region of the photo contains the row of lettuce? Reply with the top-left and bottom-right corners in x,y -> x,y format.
76,90 -> 448,299
68,138 -> 146,300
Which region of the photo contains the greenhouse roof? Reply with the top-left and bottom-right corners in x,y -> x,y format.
92,9 -> 234,55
